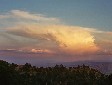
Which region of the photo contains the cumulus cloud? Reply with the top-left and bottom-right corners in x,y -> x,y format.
0,9 -> 112,58
7,24 -> 99,55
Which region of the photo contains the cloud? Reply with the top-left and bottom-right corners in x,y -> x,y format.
0,10 -> 59,23
31,49 -> 53,54
7,24 -> 99,55
94,32 -> 112,55
108,32 -> 112,35
0,9 -> 112,58
0,15 -> 10,19
83,28 -> 106,33
10,10 -> 59,22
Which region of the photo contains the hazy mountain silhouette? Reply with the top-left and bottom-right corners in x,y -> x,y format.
37,61 -> 112,74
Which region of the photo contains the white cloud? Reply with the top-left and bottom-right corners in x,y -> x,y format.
0,10 -> 59,23
10,10 -> 59,22
83,27 -> 106,33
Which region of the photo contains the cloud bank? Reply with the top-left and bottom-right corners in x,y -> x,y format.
0,10 -> 112,62
7,24 -> 99,55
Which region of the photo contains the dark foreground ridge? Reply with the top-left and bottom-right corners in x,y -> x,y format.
0,60 -> 112,85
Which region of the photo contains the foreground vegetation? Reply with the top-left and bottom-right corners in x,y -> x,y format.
0,60 -> 112,85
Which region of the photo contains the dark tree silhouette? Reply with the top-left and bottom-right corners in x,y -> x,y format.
0,60 -> 111,85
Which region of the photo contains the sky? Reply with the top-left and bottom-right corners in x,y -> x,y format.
0,0 -> 112,64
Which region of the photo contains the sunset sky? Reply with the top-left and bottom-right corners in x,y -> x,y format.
0,0 -> 112,64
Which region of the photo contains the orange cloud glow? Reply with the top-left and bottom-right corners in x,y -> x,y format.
53,27 -> 99,54
31,49 -> 53,54
7,24 -> 99,55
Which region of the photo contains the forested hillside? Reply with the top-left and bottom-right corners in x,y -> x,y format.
0,60 -> 112,85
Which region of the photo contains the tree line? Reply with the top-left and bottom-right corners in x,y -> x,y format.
0,60 -> 112,85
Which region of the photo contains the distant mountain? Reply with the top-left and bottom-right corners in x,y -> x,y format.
39,61 -> 112,74
55,61 -> 112,74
